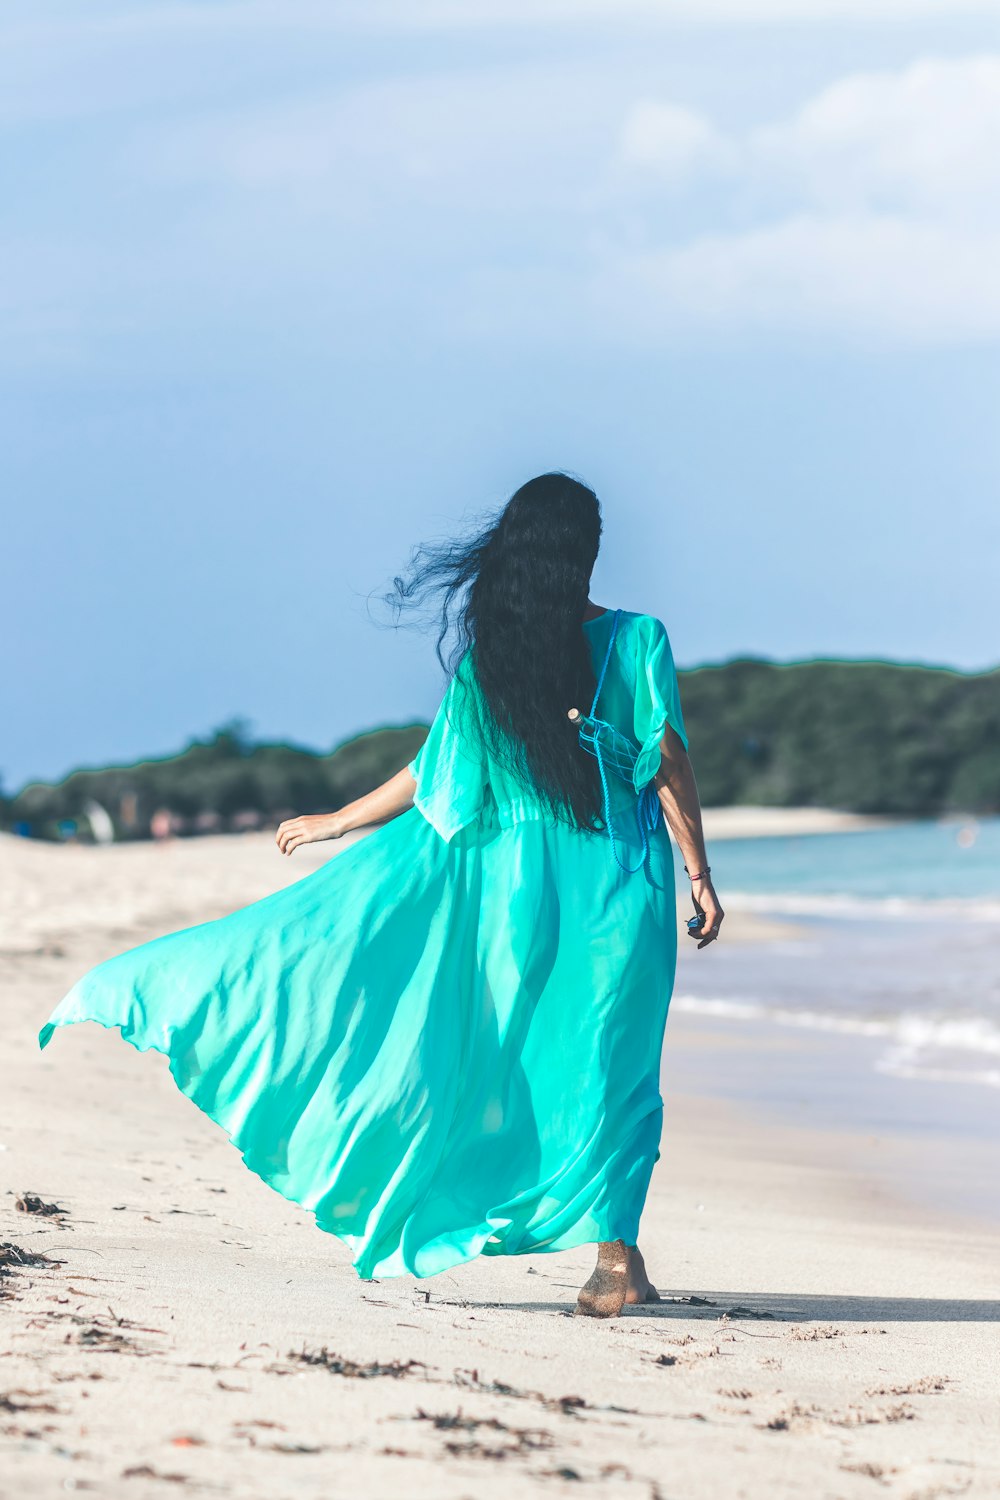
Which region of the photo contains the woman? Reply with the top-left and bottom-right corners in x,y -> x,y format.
39,472 -> 723,1319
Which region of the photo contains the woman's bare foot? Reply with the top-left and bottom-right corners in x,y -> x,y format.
624,1244 -> 660,1306
575,1242 -> 661,1318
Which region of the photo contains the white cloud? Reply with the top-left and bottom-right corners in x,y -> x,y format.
596,216 -> 1000,344
620,101 -> 729,180
752,55 -> 1000,216
5,16 -> 1000,359
387,0 -> 1000,20
621,55 -> 1000,215
140,61 -> 613,232
5,0 -> 998,52
605,54 -> 1000,344
106,50 -> 1000,350
289,0 -> 1000,23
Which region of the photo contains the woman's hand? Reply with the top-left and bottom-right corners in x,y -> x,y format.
275,813 -> 343,857
691,877 -> 724,949
275,769 -> 416,856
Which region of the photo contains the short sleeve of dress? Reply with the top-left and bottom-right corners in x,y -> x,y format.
406,653 -> 488,842
630,615 -> 689,791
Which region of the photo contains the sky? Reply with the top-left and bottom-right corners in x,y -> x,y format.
3,0 -> 998,790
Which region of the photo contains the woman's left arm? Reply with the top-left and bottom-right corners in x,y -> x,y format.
654,726 -> 725,948
276,767 -> 417,857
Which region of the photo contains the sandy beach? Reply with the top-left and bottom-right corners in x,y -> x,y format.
700,807 -> 897,840
3,828 -> 999,1499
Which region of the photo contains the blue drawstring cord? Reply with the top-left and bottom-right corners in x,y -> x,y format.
578,610 -> 660,875
591,728 -> 659,874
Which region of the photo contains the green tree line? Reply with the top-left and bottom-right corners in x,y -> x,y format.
1,721 -> 428,843
680,657 -> 1000,815
3,657 -> 998,841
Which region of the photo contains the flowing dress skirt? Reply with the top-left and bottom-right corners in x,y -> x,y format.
40,803 -> 678,1279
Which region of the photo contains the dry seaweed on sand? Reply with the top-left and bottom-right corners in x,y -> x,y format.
413,1407 -> 555,1461
233,1422 -> 325,1455
121,1464 -> 190,1484
790,1325 -> 888,1341
0,1240 -> 62,1298
15,1192 -> 70,1223
0,1240 -> 60,1270
286,1347 -> 425,1379
0,1390 -> 61,1416
454,1367 -> 632,1418
657,1294 -> 777,1321
717,1305 -> 777,1322
47,1307 -> 169,1354
72,1324 -> 140,1353
455,1369 -> 586,1414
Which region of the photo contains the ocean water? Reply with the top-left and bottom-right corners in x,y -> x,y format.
689,815 -> 1000,911
670,817 -> 1000,1096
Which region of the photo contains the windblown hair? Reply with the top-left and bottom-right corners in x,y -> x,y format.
387,472 -> 604,829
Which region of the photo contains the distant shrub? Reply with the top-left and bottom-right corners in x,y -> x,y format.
4,723 -> 428,842
679,658 -> 1000,816
4,657 -> 998,841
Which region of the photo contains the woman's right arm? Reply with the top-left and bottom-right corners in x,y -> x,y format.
654,725 -> 724,948
276,767 -> 417,857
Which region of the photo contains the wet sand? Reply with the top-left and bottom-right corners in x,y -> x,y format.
2,831 -> 998,1498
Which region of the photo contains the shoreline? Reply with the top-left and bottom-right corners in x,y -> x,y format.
664,1009 -> 1000,1228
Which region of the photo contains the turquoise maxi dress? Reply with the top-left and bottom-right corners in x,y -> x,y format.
39,610 -> 688,1280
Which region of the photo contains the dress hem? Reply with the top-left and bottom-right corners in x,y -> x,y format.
38,1013 -> 651,1281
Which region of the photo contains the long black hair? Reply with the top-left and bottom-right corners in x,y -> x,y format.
388,472 -> 604,829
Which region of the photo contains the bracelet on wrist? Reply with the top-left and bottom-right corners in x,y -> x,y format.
683,864 -> 711,882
